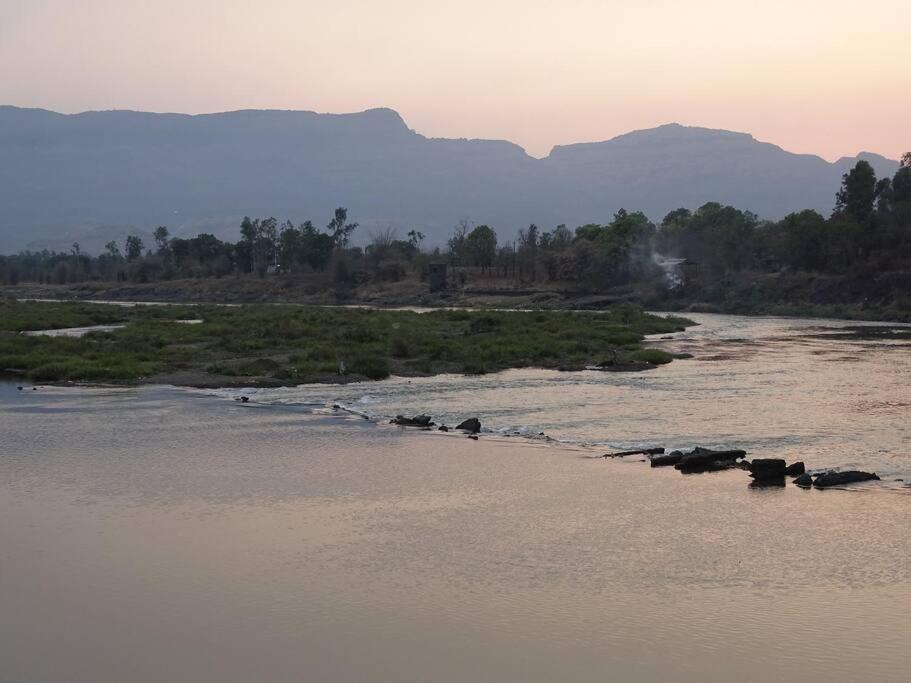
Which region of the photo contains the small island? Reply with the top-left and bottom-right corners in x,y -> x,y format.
0,299 -> 691,386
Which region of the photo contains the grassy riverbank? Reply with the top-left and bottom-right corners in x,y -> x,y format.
0,299 -> 691,386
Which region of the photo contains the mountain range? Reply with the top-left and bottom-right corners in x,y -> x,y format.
0,105 -> 900,253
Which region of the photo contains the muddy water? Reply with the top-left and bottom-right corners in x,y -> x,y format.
1,313 -> 910,682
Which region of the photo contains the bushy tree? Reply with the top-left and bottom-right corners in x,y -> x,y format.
464,225 -> 498,273
835,160 -> 877,223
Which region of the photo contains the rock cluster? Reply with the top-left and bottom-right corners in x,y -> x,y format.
391,414 -> 483,435
643,447 -> 879,491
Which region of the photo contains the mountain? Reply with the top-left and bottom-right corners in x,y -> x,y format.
0,106 -> 900,253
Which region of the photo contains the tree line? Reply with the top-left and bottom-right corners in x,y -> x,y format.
1,155 -> 909,293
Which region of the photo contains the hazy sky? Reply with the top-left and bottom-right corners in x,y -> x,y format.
2,0 -> 908,159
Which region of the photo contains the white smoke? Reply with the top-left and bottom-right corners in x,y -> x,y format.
652,253 -> 686,290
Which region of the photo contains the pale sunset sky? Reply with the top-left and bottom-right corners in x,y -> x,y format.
1,0 -> 908,159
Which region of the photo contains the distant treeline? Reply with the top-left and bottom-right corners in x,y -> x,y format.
1,155 -> 909,294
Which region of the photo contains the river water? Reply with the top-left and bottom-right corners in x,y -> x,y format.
1,313 -> 909,682
209,312 -> 911,481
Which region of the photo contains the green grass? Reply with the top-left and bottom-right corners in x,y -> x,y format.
0,300 -> 692,385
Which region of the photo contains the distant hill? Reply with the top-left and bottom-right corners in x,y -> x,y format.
0,106 -> 900,253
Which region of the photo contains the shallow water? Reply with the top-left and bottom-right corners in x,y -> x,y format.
2,313 -> 910,682
208,313 -> 911,481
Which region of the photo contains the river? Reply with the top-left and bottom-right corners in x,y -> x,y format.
207,312 -> 911,481
1,313 -> 909,682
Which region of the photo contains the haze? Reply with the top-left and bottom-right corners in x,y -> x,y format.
1,0 -> 909,159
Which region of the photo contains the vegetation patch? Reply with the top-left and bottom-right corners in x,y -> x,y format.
1,300 -> 691,386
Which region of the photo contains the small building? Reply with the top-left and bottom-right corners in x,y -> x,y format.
428,262 -> 447,292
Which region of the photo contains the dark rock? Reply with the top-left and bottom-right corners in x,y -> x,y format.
784,461 -> 806,476
813,470 -> 880,488
240,396 -> 250,403
392,414 -> 434,427
674,447 -> 747,473
650,450 -> 684,467
606,447 -> 664,458
438,425 -> 449,432
749,458 -> 787,479
468,434 -> 479,440
794,472 -> 813,487
456,417 -> 481,433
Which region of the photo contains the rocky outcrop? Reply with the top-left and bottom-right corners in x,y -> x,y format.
794,472 -> 814,487
784,461 -> 806,476
749,459 -> 787,480
674,447 -> 747,473
391,414 -> 434,427
649,450 -> 684,467
813,470 -> 880,488
456,417 -> 481,433
606,447 -> 664,458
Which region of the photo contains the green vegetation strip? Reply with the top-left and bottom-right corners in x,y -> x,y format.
0,299 -> 690,385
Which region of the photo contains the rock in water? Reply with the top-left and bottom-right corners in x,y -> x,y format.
392,414 -> 434,427
794,472 -> 813,487
749,459 -> 787,479
606,447 -> 664,458
456,417 -> 481,433
438,425 -> 449,432
813,471 -> 880,488
674,447 -> 747,473
784,461 -> 806,476
650,451 -> 684,467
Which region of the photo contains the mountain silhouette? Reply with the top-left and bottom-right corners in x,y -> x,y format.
0,106 -> 899,252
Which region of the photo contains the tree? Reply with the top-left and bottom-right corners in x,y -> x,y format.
407,230 -> 425,251
464,225 -> 497,273
835,160 -> 877,223
300,221 -> 335,270
447,219 -> 471,264
901,152 -> 911,168
104,241 -> 121,258
125,235 -> 144,261
518,224 -> 539,280
893,166 -> 911,203
153,226 -> 170,254
327,208 -> 358,247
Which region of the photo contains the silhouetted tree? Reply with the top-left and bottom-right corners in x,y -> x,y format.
835,160 -> 877,223
327,208 -> 358,247
125,235 -> 144,261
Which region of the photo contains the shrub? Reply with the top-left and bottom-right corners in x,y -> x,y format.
625,348 -> 674,365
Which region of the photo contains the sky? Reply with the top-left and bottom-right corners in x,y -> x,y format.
1,0 -> 908,160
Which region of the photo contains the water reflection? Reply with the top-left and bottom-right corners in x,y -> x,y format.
2,313 -> 910,682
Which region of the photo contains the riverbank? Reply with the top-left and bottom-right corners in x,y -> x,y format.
0,299 -> 690,385
2,381 -> 909,682
5,267 -> 911,322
